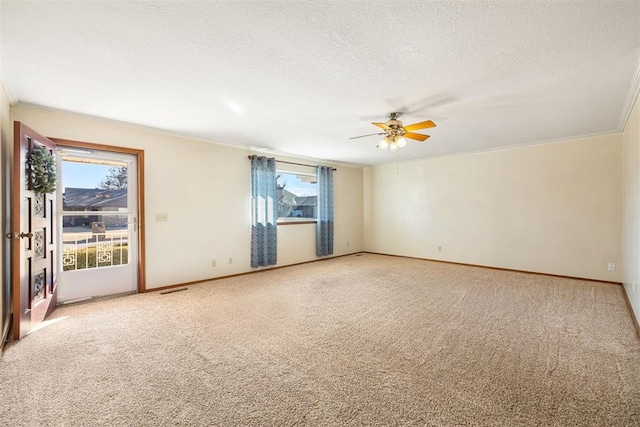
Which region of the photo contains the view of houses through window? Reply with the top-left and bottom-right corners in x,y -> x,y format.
276,171 -> 318,221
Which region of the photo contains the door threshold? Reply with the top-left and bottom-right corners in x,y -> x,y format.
58,291 -> 137,307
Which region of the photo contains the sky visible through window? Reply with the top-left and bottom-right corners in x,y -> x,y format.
62,161 -> 114,190
277,172 -> 317,197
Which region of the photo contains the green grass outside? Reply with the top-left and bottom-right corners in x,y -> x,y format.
63,245 -> 129,271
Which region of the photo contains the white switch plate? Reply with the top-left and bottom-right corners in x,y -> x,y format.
155,213 -> 168,222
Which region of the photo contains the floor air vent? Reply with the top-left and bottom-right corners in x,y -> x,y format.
159,287 -> 188,295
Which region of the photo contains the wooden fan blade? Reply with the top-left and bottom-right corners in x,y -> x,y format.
403,120 -> 436,131
372,122 -> 390,130
404,132 -> 430,142
349,132 -> 385,140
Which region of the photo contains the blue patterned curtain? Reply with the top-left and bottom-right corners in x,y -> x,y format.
250,156 -> 277,268
316,166 -> 334,257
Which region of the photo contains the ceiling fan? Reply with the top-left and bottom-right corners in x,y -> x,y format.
350,112 -> 436,151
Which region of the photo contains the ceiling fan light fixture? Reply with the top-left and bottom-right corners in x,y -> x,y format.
396,137 -> 407,148
377,138 -> 389,150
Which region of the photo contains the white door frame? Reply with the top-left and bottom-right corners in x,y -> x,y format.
57,149 -> 138,302
51,138 -> 146,296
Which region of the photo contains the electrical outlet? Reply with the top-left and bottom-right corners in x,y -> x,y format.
438,246 -> 442,252
607,262 -> 615,272
229,257 -> 233,264
155,213 -> 168,222
211,259 -> 217,267
347,241 -> 350,247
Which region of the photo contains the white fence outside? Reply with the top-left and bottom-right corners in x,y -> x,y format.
62,231 -> 128,271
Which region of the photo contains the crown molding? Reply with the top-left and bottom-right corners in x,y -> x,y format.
369,129 -> 621,168
618,53 -> 640,132
12,103 -> 366,169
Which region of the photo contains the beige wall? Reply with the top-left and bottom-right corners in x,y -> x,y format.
364,134 -> 623,282
0,81 -> 11,341
6,101 -> 632,319
11,106 -> 364,290
623,93 -> 640,324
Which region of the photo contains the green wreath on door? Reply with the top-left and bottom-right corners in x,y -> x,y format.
29,144 -> 57,194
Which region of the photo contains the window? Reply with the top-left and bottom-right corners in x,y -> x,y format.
276,171 -> 318,223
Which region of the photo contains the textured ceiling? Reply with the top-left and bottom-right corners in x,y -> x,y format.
1,1 -> 639,166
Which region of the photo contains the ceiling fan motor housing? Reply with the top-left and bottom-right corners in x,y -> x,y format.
386,120 -> 406,138
385,112 -> 406,137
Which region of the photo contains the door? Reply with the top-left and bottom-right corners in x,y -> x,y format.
8,122 -> 58,340
56,148 -> 139,303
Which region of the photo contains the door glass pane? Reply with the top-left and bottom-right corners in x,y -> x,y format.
60,156 -> 130,272
61,214 -> 129,271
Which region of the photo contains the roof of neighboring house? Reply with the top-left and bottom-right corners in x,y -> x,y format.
64,188 -> 127,209
278,189 -> 317,207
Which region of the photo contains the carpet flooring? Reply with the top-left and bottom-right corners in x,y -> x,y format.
1,253 -> 639,426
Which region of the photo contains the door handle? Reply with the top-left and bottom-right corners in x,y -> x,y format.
127,217 -> 138,232
5,232 -> 33,239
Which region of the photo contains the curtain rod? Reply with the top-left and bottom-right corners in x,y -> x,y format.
247,156 -> 336,171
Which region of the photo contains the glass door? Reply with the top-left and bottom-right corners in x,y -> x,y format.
56,148 -> 138,303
